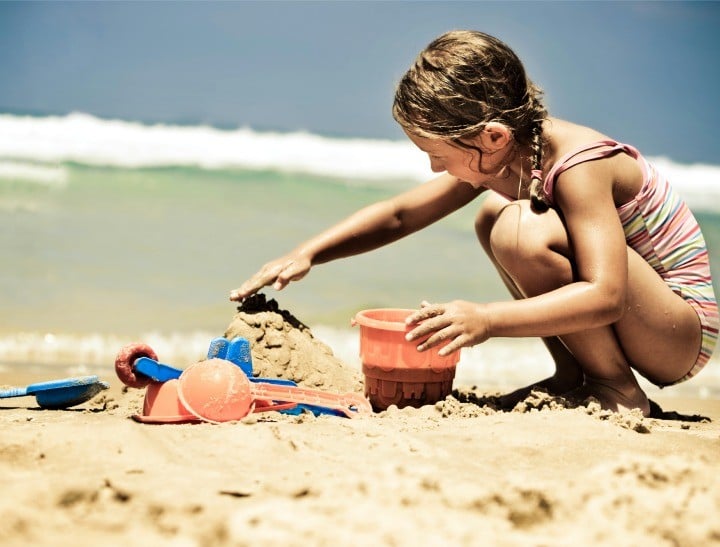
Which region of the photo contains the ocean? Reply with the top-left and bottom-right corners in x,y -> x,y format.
2,112 -> 719,398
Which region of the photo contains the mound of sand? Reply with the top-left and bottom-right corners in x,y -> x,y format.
223,294 -> 362,395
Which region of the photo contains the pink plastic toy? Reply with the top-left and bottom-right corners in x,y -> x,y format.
177,358 -> 372,423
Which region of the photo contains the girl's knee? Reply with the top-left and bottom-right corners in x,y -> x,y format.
490,201 -> 568,275
475,193 -> 511,247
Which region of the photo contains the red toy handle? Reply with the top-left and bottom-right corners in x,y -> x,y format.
115,343 -> 158,388
250,382 -> 372,418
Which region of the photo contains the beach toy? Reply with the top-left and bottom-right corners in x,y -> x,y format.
177,358 -> 372,423
115,339 -> 361,420
132,378 -> 298,424
207,336 -> 253,376
133,379 -> 200,424
352,308 -> 460,411
208,338 -> 348,416
115,343 -> 158,388
115,338 -> 254,387
0,376 -> 109,409
116,340 -> 297,423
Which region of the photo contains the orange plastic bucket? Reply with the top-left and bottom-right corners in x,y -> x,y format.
352,308 -> 459,411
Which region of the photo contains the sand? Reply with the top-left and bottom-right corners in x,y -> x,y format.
1,296 -> 719,546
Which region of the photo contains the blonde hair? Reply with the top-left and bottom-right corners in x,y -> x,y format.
393,30 -> 550,211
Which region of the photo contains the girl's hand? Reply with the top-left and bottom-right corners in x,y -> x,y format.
405,300 -> 491,356
229,254 -> 312,301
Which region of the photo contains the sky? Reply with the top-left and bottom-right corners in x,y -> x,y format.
0,1 -> 719,164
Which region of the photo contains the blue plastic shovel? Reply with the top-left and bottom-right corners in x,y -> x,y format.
0,376 -> 109,409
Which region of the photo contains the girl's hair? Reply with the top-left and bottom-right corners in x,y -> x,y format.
393,30 -> 550,211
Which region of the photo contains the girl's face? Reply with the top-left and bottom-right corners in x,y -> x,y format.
405,130 -> 512,188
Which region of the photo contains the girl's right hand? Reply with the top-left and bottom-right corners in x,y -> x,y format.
229,253 -> 312,302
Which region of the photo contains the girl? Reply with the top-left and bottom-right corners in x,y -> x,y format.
230,30 -> 718,416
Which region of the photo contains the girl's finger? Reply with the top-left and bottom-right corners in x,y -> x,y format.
438,339 -> 462,357
406,303 -> 443,325
416,325 -> 454,351
406,314 -> 449,342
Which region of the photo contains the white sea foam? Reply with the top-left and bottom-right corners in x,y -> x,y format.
1,112 -> 718,212
0,330 -> 218,374
0,112 -> 432,182
0,160 -> 68,186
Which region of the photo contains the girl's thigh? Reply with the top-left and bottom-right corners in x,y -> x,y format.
614,249 -> 702,384
483,197 -> 702,384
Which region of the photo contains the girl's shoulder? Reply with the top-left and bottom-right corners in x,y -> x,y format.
541,119 -> 644,207
543,118 -> 611,161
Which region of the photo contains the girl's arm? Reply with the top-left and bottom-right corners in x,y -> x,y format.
407,159 -> 630,354
230,173 -> 484,300
493,159 -> 628,334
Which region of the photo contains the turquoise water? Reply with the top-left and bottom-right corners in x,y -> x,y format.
1,113 -> 719,398
0,163 -> 504,334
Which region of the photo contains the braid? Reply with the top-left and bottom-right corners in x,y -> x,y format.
528,117 -> 549,212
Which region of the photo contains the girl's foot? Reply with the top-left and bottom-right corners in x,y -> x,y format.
498,372 -> 584,410
564,378 -> 651,417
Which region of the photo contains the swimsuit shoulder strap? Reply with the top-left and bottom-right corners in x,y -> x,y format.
541,140 -> 641,205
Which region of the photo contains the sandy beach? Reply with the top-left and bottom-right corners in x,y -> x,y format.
1,301 -> 719,547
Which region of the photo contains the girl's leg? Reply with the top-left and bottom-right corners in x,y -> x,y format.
477,196 -> 702,415
475,194 -> 583,406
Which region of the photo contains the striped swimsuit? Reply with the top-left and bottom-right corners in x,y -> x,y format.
541,140 -> 718,384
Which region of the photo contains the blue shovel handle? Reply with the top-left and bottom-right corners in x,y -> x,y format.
0,386 -> 29,398
133,357 -> 182,382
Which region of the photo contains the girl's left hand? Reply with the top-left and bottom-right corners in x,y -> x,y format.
405,300 -> 491,356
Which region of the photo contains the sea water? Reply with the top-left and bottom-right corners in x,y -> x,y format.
1,113 -> 719,398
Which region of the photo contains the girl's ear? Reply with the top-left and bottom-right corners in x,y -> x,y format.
479,122 -> 513,152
